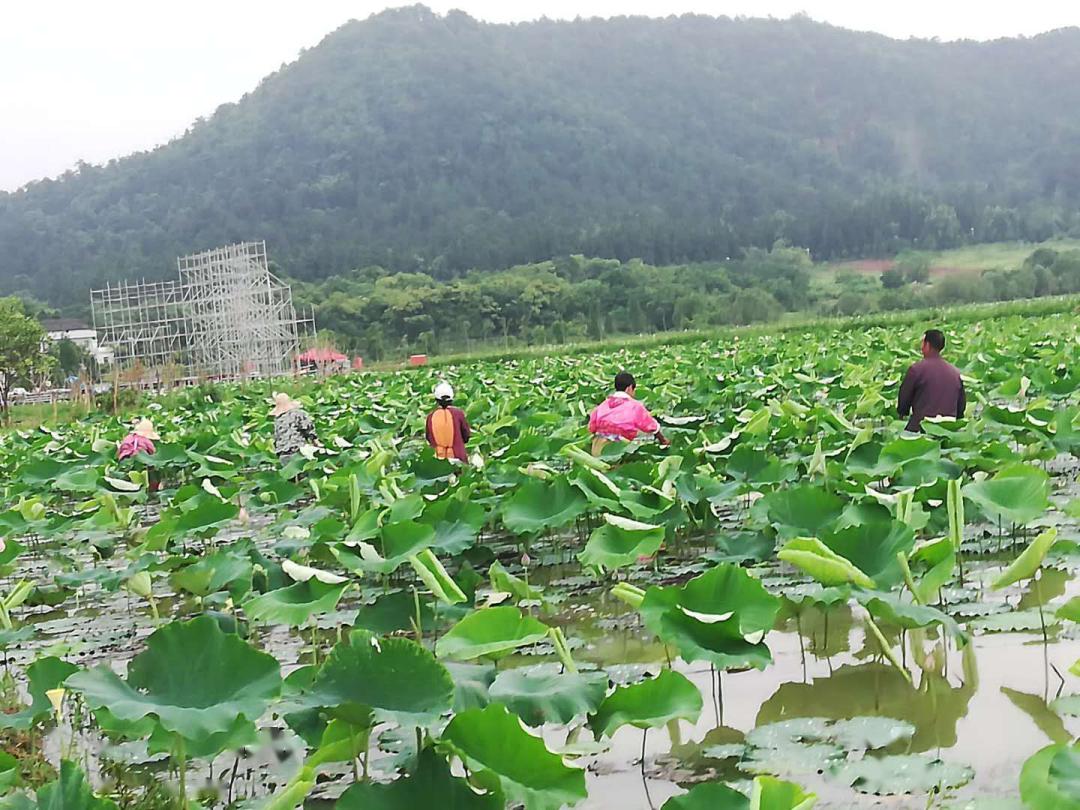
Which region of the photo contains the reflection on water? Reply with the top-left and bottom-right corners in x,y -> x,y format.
572,555 -> 1080,809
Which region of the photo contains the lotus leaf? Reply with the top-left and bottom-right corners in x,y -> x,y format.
436,606 -> 550,661
962,464 -> 1051,526
638,564 -> 780,670
836,754 -> 974,795
242,579 -> 350,627
992,528 -> 1058,590
1020,744 -> 1080,809
489,665 -> 607,727
818,520 -> 915,588
311,630 -> 453,726
589,669 -> 702,737
439,704 -> 587,810
0,656 -> 78,731
750,776 -> 817,810
501,478 -> 587,535
756,486 -> 845,539
777,538 -> 874,588
337,748 -> 501,810
578,514 -> 665,570
662,782 -> 749,810
66,616 -> 281,745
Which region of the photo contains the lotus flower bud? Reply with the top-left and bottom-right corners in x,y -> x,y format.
46,688 -> 65,720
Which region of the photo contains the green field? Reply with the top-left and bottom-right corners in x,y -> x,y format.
819,238 -> 1080,286
0,296 -> 1077,808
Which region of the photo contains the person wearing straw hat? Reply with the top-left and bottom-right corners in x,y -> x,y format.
118,418 -> 162,491
425,382 -> 471,462
271,392 -> 318,463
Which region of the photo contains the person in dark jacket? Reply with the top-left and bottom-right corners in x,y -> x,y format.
426,382 -> 471,462
897,329 -> 966,432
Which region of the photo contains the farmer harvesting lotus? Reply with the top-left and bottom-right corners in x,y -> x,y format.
271,392 -> 318,462
117,418 -> 161,491
897,328 -> 966,432
426,382 -> 471,462
588,371 -> 669,455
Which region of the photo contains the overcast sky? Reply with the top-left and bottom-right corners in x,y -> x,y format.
1,1 -> 1077,192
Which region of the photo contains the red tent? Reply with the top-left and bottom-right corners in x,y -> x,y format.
298,348 -> 347,364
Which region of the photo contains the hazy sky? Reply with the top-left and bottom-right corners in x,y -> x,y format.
2,1 -> 1077,192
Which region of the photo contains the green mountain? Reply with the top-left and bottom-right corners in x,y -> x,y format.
2,5 -> 1080,305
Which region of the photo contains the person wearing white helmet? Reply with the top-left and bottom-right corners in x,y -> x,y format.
426,381 -> 472,462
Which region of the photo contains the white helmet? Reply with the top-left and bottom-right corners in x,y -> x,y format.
434,381 -> 455,402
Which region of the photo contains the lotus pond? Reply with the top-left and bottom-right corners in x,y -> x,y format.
0,302 -> 1078,810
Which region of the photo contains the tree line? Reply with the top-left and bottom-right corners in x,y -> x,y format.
301,244 -> 1080,360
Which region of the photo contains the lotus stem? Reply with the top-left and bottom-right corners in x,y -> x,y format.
897,552 -> 923,605
864,614 -> 911,686
175,734 -> 188,809
351,727 -> 361,782
548,627 -> 578,674
412,586 -> 423,643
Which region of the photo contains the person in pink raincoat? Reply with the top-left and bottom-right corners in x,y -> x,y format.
588,371 -> 669,455
117,419 -> 161,491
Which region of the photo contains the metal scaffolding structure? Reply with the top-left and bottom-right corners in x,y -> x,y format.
91,241 -> 314,379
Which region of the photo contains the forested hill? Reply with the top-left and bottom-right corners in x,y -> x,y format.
3,6 -> 1080,306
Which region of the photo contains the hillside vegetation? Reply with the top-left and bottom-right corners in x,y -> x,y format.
2,6 -> 1080,306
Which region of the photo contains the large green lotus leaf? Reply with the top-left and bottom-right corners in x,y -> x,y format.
347,521 -> 437,575
53,467 -> 103,494
170,550 -> 253,600
1048,746 -> 1080,801
421,497 -> 487,556
662,782 -> 749,810
489,561 -> 542,604
777,538 -> 874,588
578,515 -> 665,570
856,592 -> 967,644
725,446 -> 792,486
311,630 -> 453,727
488,665 -> 607,727
639,564 -> 779,670
242,579 -> 350,627
992,528 -> 1058,590
740,741 -> 843,776
818,520 -> 914,588
835,754 -> 974,795
756,486 -> 845,539
569,468 -> 623,512
439,704 -> 587,810
655,563 -> 779,636
1058,597 -> 1080,623
962,464 -> 1051,526
174,498 -> 240,535
66,616 -> 281,743
0,656 -> 79,731
1020,744 -> 1080,809
827,717 -> 916,751
147,713 -> 258,759
501,478 -> 587,536
337,747 -> 501,810
445,662 -> 495,712
750,776 -> 817,810
589,669 -> 702,737
24,760 -> 119,810
879,435 -> 940,469
435,607 -> 550,661
352,591 -> 436,635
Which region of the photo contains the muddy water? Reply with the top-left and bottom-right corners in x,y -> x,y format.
568,560 -> 1080,809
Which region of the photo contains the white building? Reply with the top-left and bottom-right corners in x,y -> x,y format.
40,319 -> 113,365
